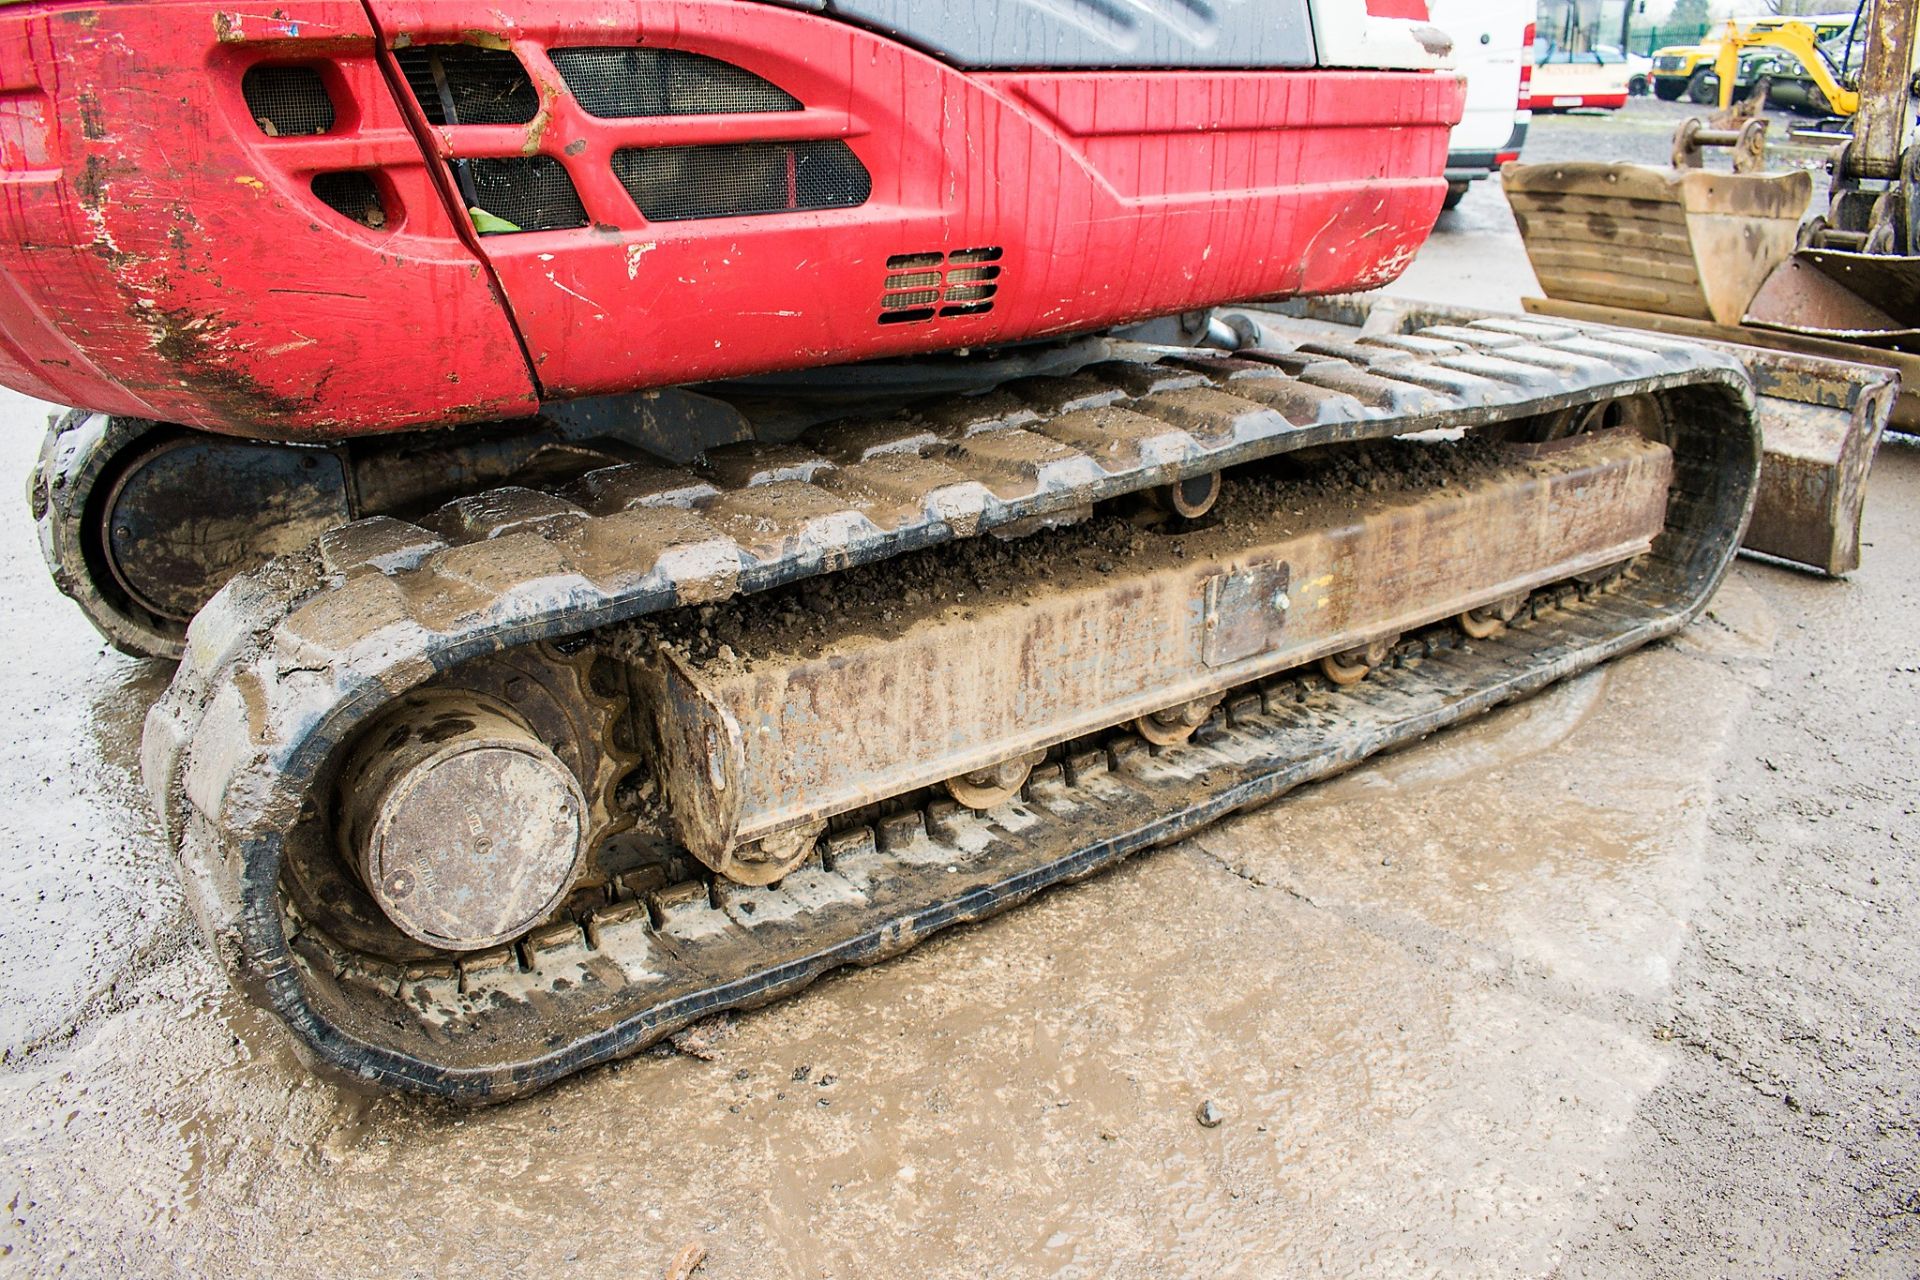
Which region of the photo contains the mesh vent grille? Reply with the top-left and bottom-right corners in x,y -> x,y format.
460,157 -> 589,233
394,46 -> 539,125
242,65 -> 335,136
879,248 -> 1004,323
311,171 -> 386,228
550,47 -> 800,118
612,141 -> 870,222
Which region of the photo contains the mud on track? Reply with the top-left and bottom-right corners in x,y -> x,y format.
5,360 -> 1917,1273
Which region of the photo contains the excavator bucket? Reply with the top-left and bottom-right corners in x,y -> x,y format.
1502,161 -> 1812,327
1746,0 -> 1920,347
1738,348 -> 1896,573
1508,108 -> 1920,431
1500,104 -> 1906,576
1745,248 -> 1920,345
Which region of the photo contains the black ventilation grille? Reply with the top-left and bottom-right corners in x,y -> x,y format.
311,171 -> 386,229
459,157 -> 589,233
879,247 -> 1004,323
550,47 -> 800,118
242,65 -> 335,137
394,45 -> 539,125
612,141 -> 870,222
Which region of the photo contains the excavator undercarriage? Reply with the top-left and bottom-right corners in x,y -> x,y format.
5,0 -> 1838,1101
127,313 -> 1758,1099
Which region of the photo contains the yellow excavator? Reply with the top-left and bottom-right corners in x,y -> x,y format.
1707,18 -> 1865,115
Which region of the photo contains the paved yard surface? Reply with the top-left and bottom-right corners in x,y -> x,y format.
1,103 -> 1915,1278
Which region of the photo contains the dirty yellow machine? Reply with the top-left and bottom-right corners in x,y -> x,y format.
1709,18 -> 1864,116
1506,0 -> 1917,575
1649,13 -> 1857,102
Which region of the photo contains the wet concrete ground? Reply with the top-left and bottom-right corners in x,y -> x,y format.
4,106 -> 1919,1277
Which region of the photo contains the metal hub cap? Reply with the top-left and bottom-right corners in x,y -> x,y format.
348,703 -> 590,951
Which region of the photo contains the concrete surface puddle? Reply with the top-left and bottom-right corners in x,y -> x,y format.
0,386 -> 1790,1275
2,293 -> 1917,1273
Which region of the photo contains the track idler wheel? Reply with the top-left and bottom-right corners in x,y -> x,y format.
337,693 -> 591,951
1458,593 -> 1528,639
1319,635 -> 1398,686
1134,695 -> 1222,746
944,749 -> 1046,810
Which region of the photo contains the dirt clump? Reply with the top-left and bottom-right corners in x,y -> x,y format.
625,437 -> 1506,671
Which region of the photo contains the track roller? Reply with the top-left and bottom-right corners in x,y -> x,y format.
945,750 -> 1047,810
1318,636 -> 1398,687
728,824 -> 827,886
1134,696 -> 1223,746
1151,471 -> 1222,520
1458,593 -> 1528,639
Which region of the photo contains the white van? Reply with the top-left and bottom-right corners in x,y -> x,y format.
1429,0 -> 1535,209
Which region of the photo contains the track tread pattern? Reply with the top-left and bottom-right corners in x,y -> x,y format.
141,315 -> 1756,1099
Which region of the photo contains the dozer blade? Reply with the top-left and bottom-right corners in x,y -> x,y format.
1744,250 -> 1920,346
1256,297 -> 1897,577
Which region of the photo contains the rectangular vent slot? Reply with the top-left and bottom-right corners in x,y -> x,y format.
878,247 -> 1006,323
242,65 -> 335,136
311,171 -> 386,228
550,47 -> 801,118
458,156 -> 589,233
612,141 -> 871,222
394,45 -> 539,125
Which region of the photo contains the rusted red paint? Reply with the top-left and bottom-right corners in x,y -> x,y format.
0,0 -> 1464,439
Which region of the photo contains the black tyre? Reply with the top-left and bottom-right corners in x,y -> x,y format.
1629,74 -> 1649,96
1442,180 -> 1469,212
1653,77 -> 1686,101
1686,69 -> 1718,104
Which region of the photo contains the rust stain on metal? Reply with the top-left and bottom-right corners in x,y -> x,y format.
1506,161 -> 1811,326
639,434 -> 1672,877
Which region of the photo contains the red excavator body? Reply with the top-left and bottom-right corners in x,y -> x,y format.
0,1 -> 1463,439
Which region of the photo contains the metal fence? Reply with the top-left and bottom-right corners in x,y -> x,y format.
1628,22 -> 1715,54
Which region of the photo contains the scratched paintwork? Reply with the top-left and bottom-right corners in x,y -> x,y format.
371,0 -> 1463,400
0,0 -> 1465,435
0,1 -> 537,437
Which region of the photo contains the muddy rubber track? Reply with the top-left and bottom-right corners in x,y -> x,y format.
143,315 -> 1758,1100
29,411 -> 184,659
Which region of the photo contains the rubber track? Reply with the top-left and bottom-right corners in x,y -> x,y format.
142,314 -> 1758,1100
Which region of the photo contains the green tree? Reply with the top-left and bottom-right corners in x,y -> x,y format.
1668,0 -> 1712,26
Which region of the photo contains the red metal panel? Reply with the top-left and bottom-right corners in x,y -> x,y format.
0,1 -> 536,438
370,0 -> 1465,400
0,0 -> 1462,439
